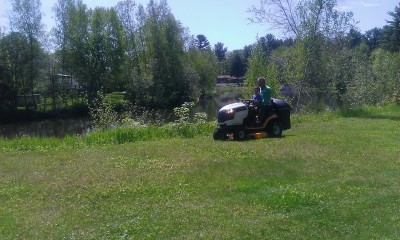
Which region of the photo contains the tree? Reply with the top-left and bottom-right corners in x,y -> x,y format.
185,47 -> 218,96
65,1 -> 91,102
144,0 -> 187,106
346,28 -> 363,49
63,2 -> 125,105
116,0 -> 141,85
364,27 -> 382,51
249,0 -> 353,38
214,42 -> 227,61
116,0 -> 152,104
244,43 -> 279,98
382,3 -> 400,52
249,0 -> 355,110
258,34 -> 282,54
103,8 -> 125,91
242,44 -> 252,64
195,34 -> 210,50
53,0 -> 75,75
371,49 -> 400,102
83,7 -> 124,98
0,32 -> 30,103
229,50 -> 246,78
9,0 -> 44,109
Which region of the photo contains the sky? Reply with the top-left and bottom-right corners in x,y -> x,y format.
0,0 -> 399,51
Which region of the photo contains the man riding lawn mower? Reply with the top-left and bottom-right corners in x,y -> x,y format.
213,76 -> 291,141
213,98 -> 291,140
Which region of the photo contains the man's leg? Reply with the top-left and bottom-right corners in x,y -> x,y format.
258,105 -> 271,126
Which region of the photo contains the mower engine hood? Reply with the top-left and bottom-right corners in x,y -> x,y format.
217,102 -> 248,126
220,102 -> 247,111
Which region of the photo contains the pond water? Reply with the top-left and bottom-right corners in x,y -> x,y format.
192,87 -> 242,121
0,117 -> 91,138
0,86 -> 243,138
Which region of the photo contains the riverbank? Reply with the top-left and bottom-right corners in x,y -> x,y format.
0,87 -> 242,138
1,105 -> 399,239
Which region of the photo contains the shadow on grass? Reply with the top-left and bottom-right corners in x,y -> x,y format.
242,135 -> 290,141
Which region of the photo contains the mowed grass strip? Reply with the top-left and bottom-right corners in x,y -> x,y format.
0,105 -> 399,239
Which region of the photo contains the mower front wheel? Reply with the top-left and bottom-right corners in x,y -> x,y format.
233,129 -> 246,141
213,128 -> 227,140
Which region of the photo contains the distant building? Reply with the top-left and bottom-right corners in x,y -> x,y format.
16,94 -> 41,107
53,74 -> 81,90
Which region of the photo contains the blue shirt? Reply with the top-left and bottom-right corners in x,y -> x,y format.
252,94 -> 262,102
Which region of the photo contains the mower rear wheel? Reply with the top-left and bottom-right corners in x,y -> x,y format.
267,120 -> 282,138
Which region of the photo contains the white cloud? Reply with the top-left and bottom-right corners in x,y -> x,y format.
335,0 -> 388,14
335,5 -> 352,11
338,0 -> 383,10
358,1 -> 382,7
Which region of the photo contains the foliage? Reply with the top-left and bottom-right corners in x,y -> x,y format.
1,0 -> 400,118
257,33 -> 284,54
370,49 -> 400,103
214,42 -> 227,61
229,50 -> 246,78
173,101 -> 207,124
184,47 -> 218,96
116,0 -> 151,106
89,93 -> 120,131
88,92 -> 210,137
249,0 -> 354,38
67,4 -> 125,104
8,0 -> 45,109
118,0 -> 201,106
195,34 -> 210,50
121,102 -> 168,127
249,0 -> 361,111
244,42 -> 280,98
53,0 -> 75,74
382,2 -> 400,52
363,27 -> 382,51
337,48 -> 400,107
0,32 -> 30,95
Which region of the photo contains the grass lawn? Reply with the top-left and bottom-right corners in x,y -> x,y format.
0,105 -> 399,239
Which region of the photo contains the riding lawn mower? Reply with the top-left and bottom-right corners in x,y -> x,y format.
213,98 -> 291,140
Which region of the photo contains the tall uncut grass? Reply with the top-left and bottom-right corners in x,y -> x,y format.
0,122 -> 215,151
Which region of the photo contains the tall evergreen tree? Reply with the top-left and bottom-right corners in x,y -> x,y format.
229,50 -> 246,78
346,28 -> 363,49
383,3 -> 400,52
195,34 -> 210,50
214,42 -> 227,61
364,27 -> 382,51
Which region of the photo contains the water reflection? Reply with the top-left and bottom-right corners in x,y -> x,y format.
193,87 -> 242,121
0,117 -> 90,138
0,86 -> 242,138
